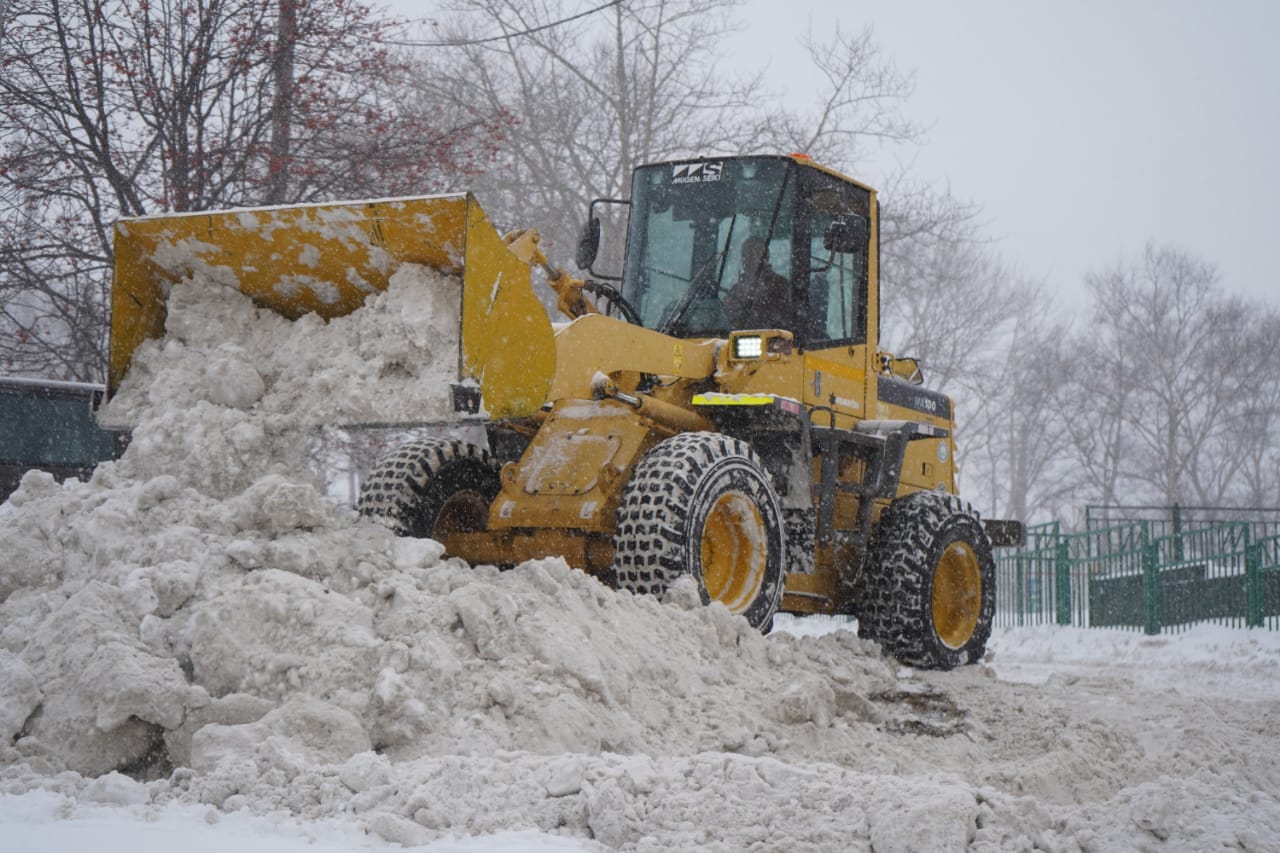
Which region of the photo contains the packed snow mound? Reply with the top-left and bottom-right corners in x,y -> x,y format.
100,263 -> 463,496
0,451 -> 898,777
3,266 -> 1280,851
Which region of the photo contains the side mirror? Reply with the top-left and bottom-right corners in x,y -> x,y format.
879,352 -> 924,384
576,217 -> 601,271
823,214 -> 869,254
891,355 -> 923,385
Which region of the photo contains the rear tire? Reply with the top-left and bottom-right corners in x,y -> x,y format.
613,432 -> 785,631
858,491 -> 995,670
358,438 -> 500,540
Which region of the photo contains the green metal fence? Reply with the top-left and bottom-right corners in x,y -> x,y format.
995,518 -> 1280,633
1086,504 -> 1280,544
1253,534 -> 1280,630
994,522 -> 1066,627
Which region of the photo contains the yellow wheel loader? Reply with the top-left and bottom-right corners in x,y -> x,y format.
109,154 -> 1022,670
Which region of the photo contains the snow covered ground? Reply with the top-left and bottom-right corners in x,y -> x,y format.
3,270 -> 1278,851
4,624 -> 1278,852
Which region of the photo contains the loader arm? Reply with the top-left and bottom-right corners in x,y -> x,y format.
502,227 -> 622,322
546,313 -> 720,401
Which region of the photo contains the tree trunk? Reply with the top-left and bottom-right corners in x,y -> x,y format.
267,0 -> 297,204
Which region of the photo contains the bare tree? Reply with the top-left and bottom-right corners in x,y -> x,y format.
1223,324 -> 1280,507
876,208 -> 1063,520
1052,326 -> 1137,511
413,0 -> 753,255
1179,291 -> 1280,507
964,306 -> 1081,523
412,0 -> 924,259
746,24 -> 921,170
0,0 -> 503,381
1066,243 -> 1280,509
879,227 -> 1023,389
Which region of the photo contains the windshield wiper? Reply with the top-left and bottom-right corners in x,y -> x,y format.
659,215 -> 739,335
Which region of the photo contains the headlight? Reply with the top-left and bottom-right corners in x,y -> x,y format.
733,335 -> 764,359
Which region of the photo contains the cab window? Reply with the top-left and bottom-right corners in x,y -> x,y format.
798,169 -> 870,348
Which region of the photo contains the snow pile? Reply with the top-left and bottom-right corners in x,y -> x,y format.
100,264 -> 462,495
3,267 -> 1280,851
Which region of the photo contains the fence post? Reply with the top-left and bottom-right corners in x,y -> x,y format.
1014,553 -> 1025,627
1143,541 -> 1160,635
1246,543 -> 1262,628
1055,539 -> 1071,626
1171,503 -> 1184,561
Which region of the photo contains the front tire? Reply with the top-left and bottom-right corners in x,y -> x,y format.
358,438 -> 500,541
613,433 -> 785,631
858,491 -> 995,670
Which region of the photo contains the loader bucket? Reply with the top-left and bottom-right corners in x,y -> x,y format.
109,193 -> 555,420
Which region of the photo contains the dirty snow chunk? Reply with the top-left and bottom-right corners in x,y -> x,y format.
368,812 -> 434,847
81,772 -> 150,806
392,536 -> 446,570
545,758 -> 586,797
204,345 -> 265,409
189,696 -> 372,772
337,751 -> 392,794
662,575 -> 703,611
867,776 -> 978,853
187,569 -> 379,712
122,561 -> 200,619
230,475 -> 333,534
164,692 -> 275,770
0,513 -> 60,602
0,650 -> 41,741
449,583 -> 520,661
18,582 -> 189,776
772,673 -> 837,726
4,468 -> 59,506
79,641 -> 188,731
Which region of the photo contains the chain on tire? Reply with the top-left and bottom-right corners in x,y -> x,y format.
858,490 -> 995,670
613,432 -> 786,631
358,438 -> 500,540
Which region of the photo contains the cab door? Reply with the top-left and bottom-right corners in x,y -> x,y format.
797,168 -> 873,428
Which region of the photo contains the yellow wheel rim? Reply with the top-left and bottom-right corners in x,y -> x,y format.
700,493 -> 767,614
931,540 -> 982,649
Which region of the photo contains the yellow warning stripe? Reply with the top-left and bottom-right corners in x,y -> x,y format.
692,394 -> 778,406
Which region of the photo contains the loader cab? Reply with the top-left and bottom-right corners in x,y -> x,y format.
615,155 -> 873,350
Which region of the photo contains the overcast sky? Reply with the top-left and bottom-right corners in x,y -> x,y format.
401,1 -> 1278,308
730,0 -> 1280,308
